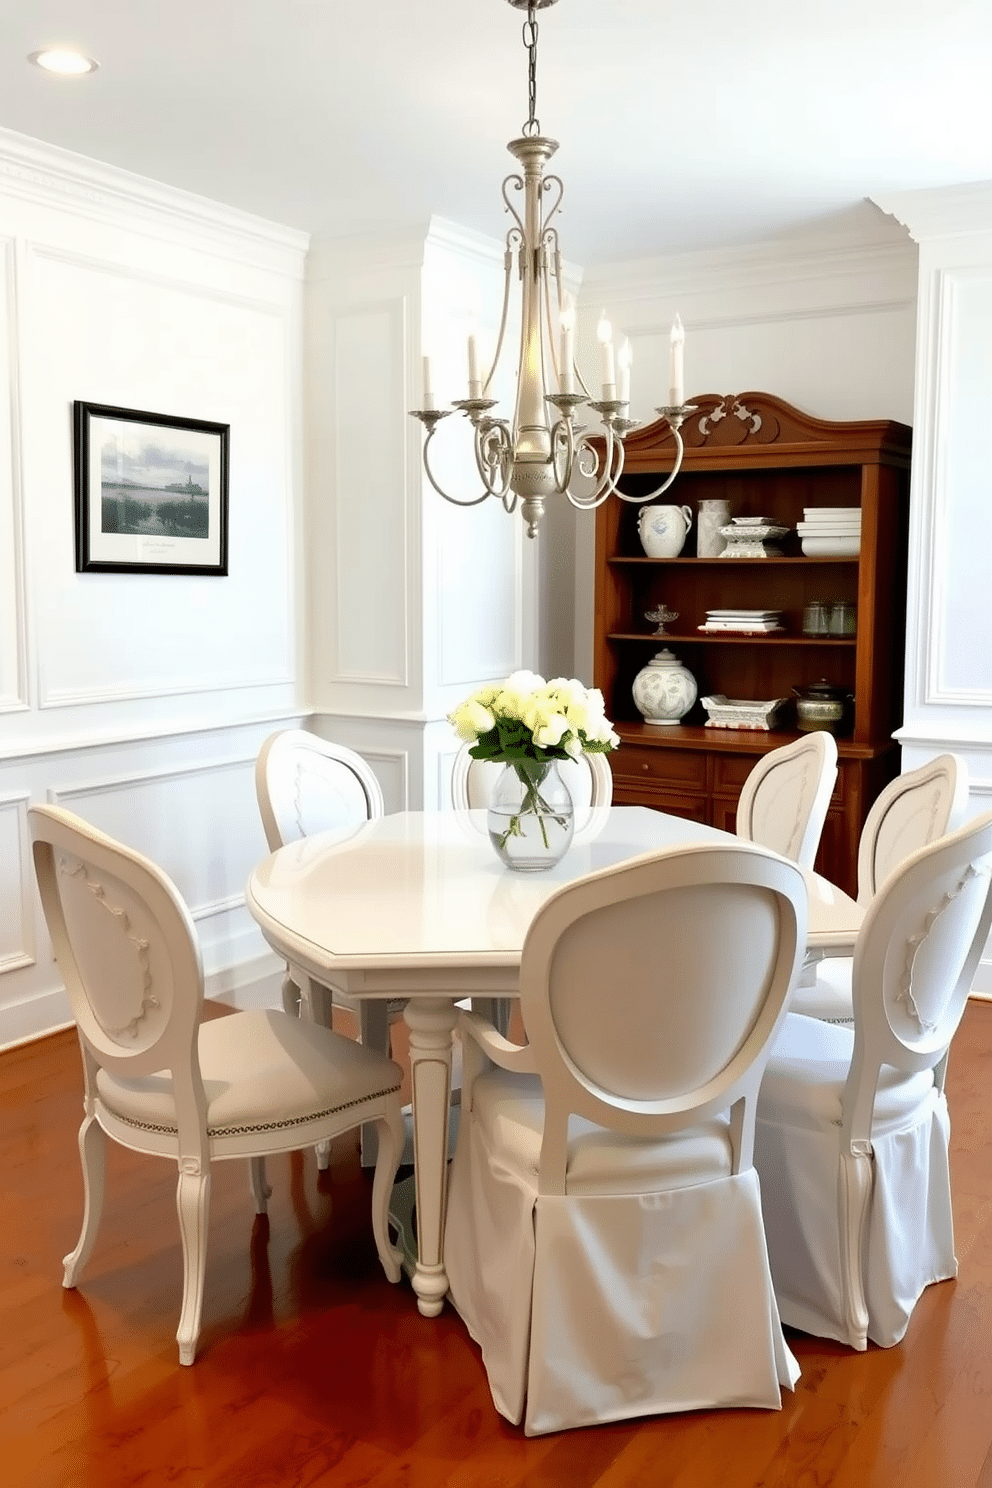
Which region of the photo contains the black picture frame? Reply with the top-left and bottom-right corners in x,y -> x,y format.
73,401 -> 229,575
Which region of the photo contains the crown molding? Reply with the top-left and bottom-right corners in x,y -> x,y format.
582,215 -> 917,309
307,214 -> 583,289
873,180 -> 992,244
0,127 -> 309,277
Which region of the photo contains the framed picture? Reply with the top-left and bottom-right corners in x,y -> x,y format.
73,402 -> 229,575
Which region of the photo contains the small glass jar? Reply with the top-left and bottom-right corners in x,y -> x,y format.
802,600 -> 831,636
829,601 -> 857,636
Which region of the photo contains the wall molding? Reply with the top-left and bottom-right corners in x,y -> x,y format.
583,221 -> 917,313
0,127 -> 308,276
39,667 -> 296,710
0,791 -> 35,975
48,753 -> 259,922
27,239 -> 299,317
874,181 -> 992,245
0,236 -> 29,713
0,708 -> 304,763
47,751 -> 256,802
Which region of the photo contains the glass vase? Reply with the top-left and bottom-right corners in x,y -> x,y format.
487,759 -> 575,872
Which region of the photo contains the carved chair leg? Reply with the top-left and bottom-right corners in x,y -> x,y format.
175,1165 -> 211,1366
838,1146 -> 873,1351
63,1112 -> 107,1289
249,1156 -> 272,1215
370,1105 -> 406,1284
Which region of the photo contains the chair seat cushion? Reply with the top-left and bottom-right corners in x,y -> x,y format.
470,1070 -> 733,1194
758,1013 -> 935,1134
96,1008 -> 402,1138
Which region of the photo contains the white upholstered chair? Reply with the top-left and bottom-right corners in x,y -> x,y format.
255,729 -> 401,1166
444,840 -> 807,1435
754,809 -> 992,1351
31,804 -> 404,1366
255,728 -> 385,1019
735,731 -> 838,870
450,741 -> 613,822
791,753 -> 969,1023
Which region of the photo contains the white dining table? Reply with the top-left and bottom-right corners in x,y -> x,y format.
246,806 -> 862,1316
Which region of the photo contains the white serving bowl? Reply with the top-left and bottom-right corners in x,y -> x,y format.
801,535 -> 861,557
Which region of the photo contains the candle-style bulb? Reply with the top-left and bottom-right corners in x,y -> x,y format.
559,298 -> 576,395
668,313 -> 685,408
597,311 -> 616,399
617,338 -> 632,405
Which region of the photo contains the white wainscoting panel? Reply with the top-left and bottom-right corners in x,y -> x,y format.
0,236 -> 28,714
26,247 -> 295,707
0,793 -> 34,973
50,755 -> 268,932
331,300 -> 408,686
923,267 -> 992,704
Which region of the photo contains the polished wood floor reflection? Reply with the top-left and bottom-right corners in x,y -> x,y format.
3,1002 -> 992,1488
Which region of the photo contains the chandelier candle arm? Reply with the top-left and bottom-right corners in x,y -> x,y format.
613,405 -> 699,504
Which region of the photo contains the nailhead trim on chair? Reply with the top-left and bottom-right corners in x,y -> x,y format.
104,1081 -> 402,1138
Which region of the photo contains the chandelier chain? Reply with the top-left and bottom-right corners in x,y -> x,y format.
522,5 -> 540,137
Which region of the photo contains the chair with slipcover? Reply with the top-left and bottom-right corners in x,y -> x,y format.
735,731 -> 838,870
31,803 -> 405,1365
790,752 -> 968,1023
443,839 -> 807,1435
753,809 -> 992,1351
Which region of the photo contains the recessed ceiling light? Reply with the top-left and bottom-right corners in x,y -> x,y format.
28,48 -> 99,77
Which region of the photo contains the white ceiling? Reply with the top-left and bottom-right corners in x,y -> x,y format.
1,0 -> 991,264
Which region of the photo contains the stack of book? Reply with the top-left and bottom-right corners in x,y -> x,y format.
698,609 -> 784,635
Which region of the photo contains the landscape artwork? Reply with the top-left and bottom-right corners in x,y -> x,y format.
73,402 -> 229,574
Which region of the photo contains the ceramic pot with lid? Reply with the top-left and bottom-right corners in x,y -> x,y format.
632,648 -> 698,725
793,679 -> 852,735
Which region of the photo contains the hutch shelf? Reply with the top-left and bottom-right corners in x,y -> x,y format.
594,391 -> 912,898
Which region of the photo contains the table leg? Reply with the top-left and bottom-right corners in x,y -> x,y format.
403,996 -> 457,1317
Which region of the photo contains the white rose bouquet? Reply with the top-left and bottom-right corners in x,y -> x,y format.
448,671 -> 619,855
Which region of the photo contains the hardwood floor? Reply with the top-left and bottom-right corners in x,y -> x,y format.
3,1003 -> 992,1487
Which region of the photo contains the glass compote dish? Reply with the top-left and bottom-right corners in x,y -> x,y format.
645,604 -> 678,636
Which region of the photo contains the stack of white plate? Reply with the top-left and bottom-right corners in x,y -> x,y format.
699,609 -> 784,634
796,507 -> 861,557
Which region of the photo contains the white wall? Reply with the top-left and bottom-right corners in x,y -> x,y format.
0,130 -> 308,1047
873,180 -> 992,996
564,207 -> 919,680
304,218 -> 539,809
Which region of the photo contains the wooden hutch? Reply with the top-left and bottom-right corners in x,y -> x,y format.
594,391 -> 912,898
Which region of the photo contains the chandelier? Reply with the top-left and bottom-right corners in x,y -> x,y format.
410,0 -> 695,539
